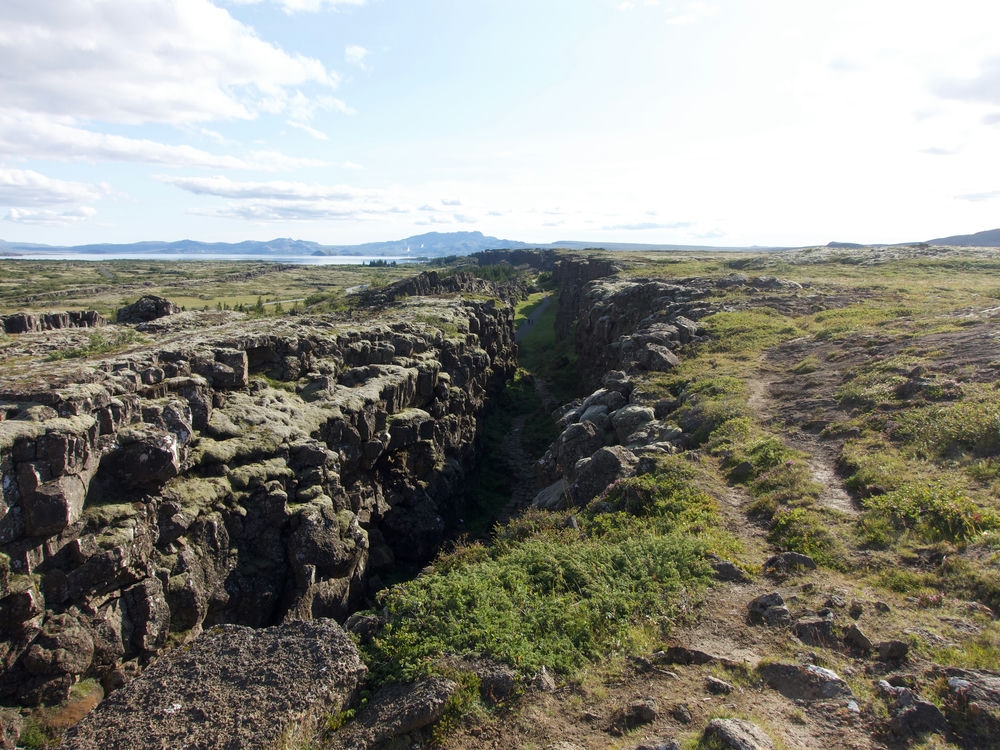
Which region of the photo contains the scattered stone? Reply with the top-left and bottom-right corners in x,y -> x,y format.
890,699 -> 950,738
825,594 -> 847,609
702,718 -> 776,750
793,616 -> 837,648
876,640 -> 909,662
939,667 -> 1000,741
633,741 -> 681,750
706,675 -> 735,695
763,552 -> 816,576
711,556 -> 751,583
759,662 -> 853,701
658,645 -> 721,666
534,666 -> 557,693
849,600 -> 864,620
611,698 -> 659,734
843,623 -> 873,654
748,592 -> 791,626
671,703 -> 693,723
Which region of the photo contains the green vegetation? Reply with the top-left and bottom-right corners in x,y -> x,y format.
516,293 -> 579,402
44,329 -> 144,361
365,498 -> 715,685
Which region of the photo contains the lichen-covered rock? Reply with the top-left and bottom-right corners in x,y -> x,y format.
0,294 -> 516,702
60,619 -> 365,750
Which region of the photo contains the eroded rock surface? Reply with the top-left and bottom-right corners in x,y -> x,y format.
0,293 -> 515,706
59,619 -> 365,750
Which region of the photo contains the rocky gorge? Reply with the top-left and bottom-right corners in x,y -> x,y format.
4,250 -> 1000,749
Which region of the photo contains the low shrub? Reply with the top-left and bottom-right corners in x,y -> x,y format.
861,483 -> 999,545
365,529 -> 712,683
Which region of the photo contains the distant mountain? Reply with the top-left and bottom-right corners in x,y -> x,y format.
0,231 -> 531,259
925,228 -> 1000,247
318,231 -> 531,256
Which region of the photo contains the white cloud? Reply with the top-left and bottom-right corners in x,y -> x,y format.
956,190 -> 1000,203
0,112 -> 252,168
345,45 -> 369,68
158,174 -> 374,201
0,112 -> 327,170
288,121 -> 330,141
0,168 -> 107,207
4,207 -> 98,225
161,174 -> 483,225
227,0 -> 366,12
602,220 -> 693,231
0,0 -> 340,125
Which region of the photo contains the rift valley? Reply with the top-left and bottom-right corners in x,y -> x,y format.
3,248 -> 1000,749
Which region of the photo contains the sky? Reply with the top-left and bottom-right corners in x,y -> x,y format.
1,0 -> 1000,248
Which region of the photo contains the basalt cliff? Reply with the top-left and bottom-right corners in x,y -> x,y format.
0,279 -> 515,714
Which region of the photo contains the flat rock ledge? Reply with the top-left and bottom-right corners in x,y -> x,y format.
59,619 -> 366,750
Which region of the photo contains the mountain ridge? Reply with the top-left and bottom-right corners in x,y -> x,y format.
3,227 -> 1000,258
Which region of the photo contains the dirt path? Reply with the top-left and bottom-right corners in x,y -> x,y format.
749,339 -> 858,516
515,294 -> 551,343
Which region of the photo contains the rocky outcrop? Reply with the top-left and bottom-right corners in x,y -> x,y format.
0,294 -> 516,707
356,270 -> 524,307
2,311 -> 106,335
473,248 -> 559,271
115,295 -> 179,324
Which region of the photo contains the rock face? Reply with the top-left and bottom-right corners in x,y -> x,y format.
0,293 -> 515,706
2,311 -> 106,335
59,619 -> 366,750
115,295 -> 179,324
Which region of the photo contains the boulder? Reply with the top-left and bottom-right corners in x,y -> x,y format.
532,479 -> 571,511
747,592 -> 790,626
611,404 -> 655,443
571,446 -> 637,505
100,425 -> 182,489
702,718 -> 775,750
328,676 -> 456,749
763,551 -> 816,575
22,474 -> 90,537
60,620 -> 366,750
759,662 -> 853,701
116,295 -> 179,324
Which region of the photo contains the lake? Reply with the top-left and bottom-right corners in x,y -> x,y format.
0,252 -> 420,265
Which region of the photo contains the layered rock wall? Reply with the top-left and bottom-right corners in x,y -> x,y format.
0,295 -> 515,706
2,311 -> 106,335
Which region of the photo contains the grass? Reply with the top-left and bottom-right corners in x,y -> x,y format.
516,291 -> 579,402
